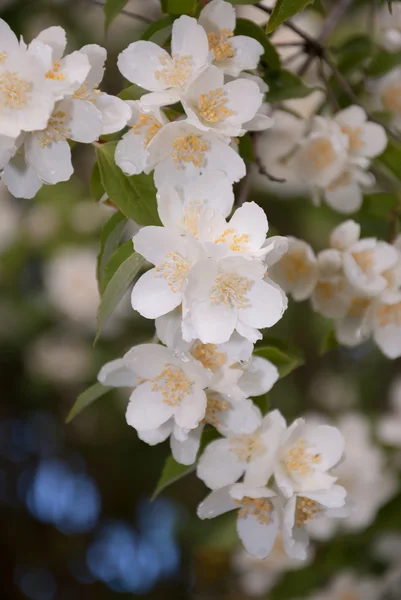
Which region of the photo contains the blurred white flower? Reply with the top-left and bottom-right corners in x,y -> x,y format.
375,66 -> 401,130
309,572 -> 383,600
377,376 -> 401,447
270,237 -> 318,301
381,3 -> 401,51
27,333 -> 91,384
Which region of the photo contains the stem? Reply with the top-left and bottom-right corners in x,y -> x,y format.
88,0 -> 153,23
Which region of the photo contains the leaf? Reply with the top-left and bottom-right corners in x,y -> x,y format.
91,162 -> 105,202
266,0 -> 316,33
367,49 -> 401,77
95,250 -> 145,342
388,0 -> 393,13
264,69 -> 316,102
319,327 -> 340,356
152,428 -> 220,499
118,84 -> 146,101
333,35 -> 372,75
238,133 -> 255,162
235,18 -> 280,70
254,339 -> 304,377
101,240 -> 134,292
141,15 -> 174,42
161,0 -> 198,15
97,213 -> 127,293
376,139 -> 401,182
104,0 -> 128,33
66,382 -> 111,424
364,193 -> 400,220
96,142 -> 161,226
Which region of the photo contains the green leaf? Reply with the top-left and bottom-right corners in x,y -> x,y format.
141,15 -> 174,42
66,382 -> 111,424
97,213 -> 127,293
101,240 -> 134,292
152,428 -> 220,499
254,339 -> 304,377
376,139 -> 401,181
118,84 -> 146,101
364,193 -> 400,220
104,0 -> 128,32
235,18 -> 280,70
238,133 -> 255,162
264,69 -> 316,102
266,0 -> 316,33
161,0 -> 198,15
319,327 -> 340,356
367,49 -> 401,77
96,142 -> 161,226
95,250 -> 145,342
228,0 -> 260,4
334,35 -> 372,75
91,162 -> 105,202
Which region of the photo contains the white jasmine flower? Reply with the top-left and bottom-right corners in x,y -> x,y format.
0,19 -> 56,137
182,65 -> 263,137
156,171 -> 235,230
309,572 -> 383,600
147,120 -> 246,188
118,15 -> 210,107
238,74 -> 273,132
329,219 -> 361,251
122,343 -> 211,433
311,251 -> 351,319
115,101 -> 167,176
130,226 -> 206,319
282,486 -> 347,560
377,377 -> 401,446
198,483 -> 280,559
375,66 -> 401,130
270,237 -> 319,301
370,288 -> 401,358
197,410 -> 285,490
198,0 -> 264,76
182,256 -> 287,344
273,417 -> 345,499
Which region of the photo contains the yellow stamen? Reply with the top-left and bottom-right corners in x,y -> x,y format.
198,88 -> 233,123
172,134 -> 209,169
208,29 -> 234,61
0,71 -> 31,109
154,252 -> 190,293
210,273 -> 251,309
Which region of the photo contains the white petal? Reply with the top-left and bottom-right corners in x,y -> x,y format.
324,180 -> 363,214
197,438 -> 246,490
229,201 -> 268,250
220,36 -> 263,77
137,421 -> 173,445
133,225 -> 188,264
25,137 -> 73,185
0,135 -> 16,169
335,309 -> 372,347
199,0 -> 236,32
34,26 -> 66,61
239,356 -> 279,397
305,425 -> 345,471
1,154 -> 42,199
123,343 -> 174,378
170,425 -> 203,465
216,398 -> 262,437
236,510 -> 279,559
360,122 -> 387,158
131,268 -> 183,319
190,300 -> 237,344
96,94 -> 131,135
186,171 -> 235,217
56,51 -> 91,96
79,44 -> 106,87
174,388 -> 207,430
171,15 -> 209,74
330,220 -> 360,251
205,135 -> 246,183
118,41 -> 171,91
126,382 -> 176,430
239,279 -> 287,329
66,99 -> 103,143
115,129 -> 149,176
335,105 -> 366,128
197,487 -> 237,519
97,358 -> 138,387
0,18 -> 19,53
304,485 -> 347,509
375,321 -> 401,359
223,78 -> 263,126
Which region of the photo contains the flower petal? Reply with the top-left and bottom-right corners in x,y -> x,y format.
197,487 -> 237,519
25,137 -> 73,185
174,388 -> 207,430
118,41 -> 171,91
239,356 -> 279,397
239,279 -> 287,329
126,381 -> 176,430
199,0 -> 236,32
1,154 -> 42,199
197,438 -> 247,490
98,358 -> 138,387
170,424 -> 203,465
228,201 -> 268,251
96,94 -> 131,135
236,509 -> 279,559
123,343 -> 173,378
66,99 -> 103,143
137,420 -> 173,445
79,44 -> 106,87
131,268 -> 183,319
171,15 -> 209,74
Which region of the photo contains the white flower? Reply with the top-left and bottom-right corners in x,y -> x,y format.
238,74 -> 273,132
311,250 -> 351,319
273,417 -> 345,499
197,410 -> 286,490
198,483 -> 280,559
270,237 -> 319,301
309,572 -> 383,600
381,3 -> 401,51
130,226 -> 205,319
0,19 -> 56,137
182,256 -> 287,344
370,288 -> 401,358
375,67 -> 401,130
115,101 -> 167,176
118,15 -> 210,107
377,377 -> 401,446
147,120 -> 246,188
198,0 -> 263,76
282,486 -> 347,560
182,65 -> 263,137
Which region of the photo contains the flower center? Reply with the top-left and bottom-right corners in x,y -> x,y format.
280,249 -> 309,281
348,297 -> 371,317
37,110 -> 70,148
0,71 -> 31,109
172,134 -> 209,169
381,82 -> 401,114
203,392 -> 229,426
214,228 -> 249,252
0,52 -> 7,63
46,60 -> 65,81
235,497 -> 272,525
73,82 -> 100,103
155,53 -> 193,88
132,112 -> 163,148
377,301 -> 401,326
230,433 -> 264,462
190,342 -> 227,372
208,29 -> 234,61
154,252 -> 190,293
304,138 -> 337,171
210,273 -> 251,309
295,496 -> 322,527
284,440 -> 321,477
198,88 -> 233,123
352,249 -> 374,273
151,363 -> 192,406
314,279 -> 343,301
181,200 -> 202,237
327,170 -> 352,191
341,125 -> 363,151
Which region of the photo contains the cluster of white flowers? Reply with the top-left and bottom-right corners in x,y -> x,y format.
258,106 -> 387,214
271,220 -> 401,358
0,20 -> 130,198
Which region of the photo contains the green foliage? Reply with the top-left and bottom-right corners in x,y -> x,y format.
103,0 -> 128,32
319,327 -> 340,356
161,0 -> 199,16
235,18 -> 281,70
91,162 -> 105,202
140,15 -> 174,42
333,34 -> 372,75
97,212 -> 127,293
228,0 -> 260,4
100,240 -> 133,293
376,139 -> 401,181
265,69 -> 317,102
254,338 -> 304,377
118,84 -> 146,101
367,49 -> 401,76
266,0 -> 316,33
66,383 -> 111,423
238,133 -> 255,162
96,142 -> 161,226
95,250 -> 146,342
364,193 -> 400,220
